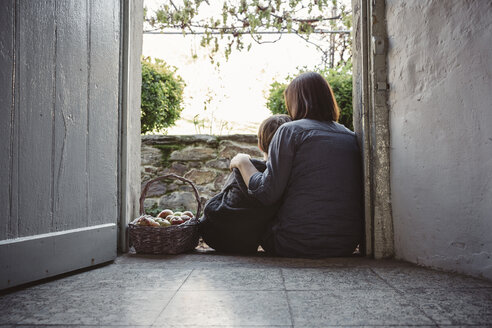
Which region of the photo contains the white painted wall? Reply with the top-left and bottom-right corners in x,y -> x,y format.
387,0 -> 492,279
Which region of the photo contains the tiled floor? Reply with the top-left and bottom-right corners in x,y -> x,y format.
1,251 -> 491,327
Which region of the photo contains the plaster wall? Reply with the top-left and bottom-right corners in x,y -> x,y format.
386,0 -> 492,279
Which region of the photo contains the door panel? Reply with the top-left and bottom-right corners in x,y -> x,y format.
0,0 -> 121,290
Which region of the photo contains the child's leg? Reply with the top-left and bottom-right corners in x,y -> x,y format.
260,223 -> 276,255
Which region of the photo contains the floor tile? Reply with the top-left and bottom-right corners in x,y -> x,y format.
282,267 -> 391,291
372,266 -> 492,291
153,326 -> 292,328
16,289 -> 174,326
3,254 -> 491,327
287,289 -> 435,326
153,290 -> 291,326
404,288 -> 492,325
31,266 -> 192,292
0,288 -> 64,325
13,326 -> 151,328
117,252 -> 398,269
181,268 -> 283,291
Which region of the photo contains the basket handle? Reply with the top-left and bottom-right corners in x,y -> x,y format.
140,173 -> 202,219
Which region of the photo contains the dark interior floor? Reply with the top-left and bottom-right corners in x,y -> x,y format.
1,251 -> 491,327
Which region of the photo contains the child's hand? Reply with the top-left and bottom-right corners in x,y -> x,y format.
229,153 -> 251,170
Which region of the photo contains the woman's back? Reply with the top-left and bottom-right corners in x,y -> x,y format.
234,71 -> 363,258
250,119 -> 363,257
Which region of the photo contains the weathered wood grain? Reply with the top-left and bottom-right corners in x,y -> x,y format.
87,0 -> 120,225
0,0 -> 15,240
17,0 -> 56,237
52,0 -> 89,231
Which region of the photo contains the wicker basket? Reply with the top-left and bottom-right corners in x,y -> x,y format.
128,174 -> 202,254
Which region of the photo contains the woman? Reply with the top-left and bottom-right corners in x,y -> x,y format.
230,72 -> 363,258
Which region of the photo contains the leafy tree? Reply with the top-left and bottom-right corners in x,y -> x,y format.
266,81 -> 288,115
266,62 -> 353,130
145,0 -> 352,67
141,57 -> 185,134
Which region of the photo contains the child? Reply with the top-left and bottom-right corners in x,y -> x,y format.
199,114 -> 292,254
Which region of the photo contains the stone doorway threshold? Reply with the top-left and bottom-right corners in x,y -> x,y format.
1,251 -> 490,327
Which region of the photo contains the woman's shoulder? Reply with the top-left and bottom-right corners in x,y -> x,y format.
282,119 -> 355,136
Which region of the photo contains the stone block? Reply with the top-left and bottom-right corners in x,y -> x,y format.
218,134 -> 258,144
140,169 -> 152,182
142,134 -> 219,147
187,161 -> 201,168
141,145 -> 162,166
206,158 -> 230,170
141,166 -> 161,181
143,166 -> 154,173
157,162 -> 188,176
143,197 -> 159,211
159,192 -> 198,212
169,146 -> 216,161
184,169 -> 218,185
178,184 -> 193,192
141,180 -> 167,198
218,140 -> 263,159
166,183 -> 179,192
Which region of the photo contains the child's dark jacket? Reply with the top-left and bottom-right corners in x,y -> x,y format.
199,159 -> 278,254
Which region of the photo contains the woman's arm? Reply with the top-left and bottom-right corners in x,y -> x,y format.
233,124 -> 296,205
229,153 -> 259,188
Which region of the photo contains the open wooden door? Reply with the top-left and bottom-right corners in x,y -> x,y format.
0,0 -> 141,290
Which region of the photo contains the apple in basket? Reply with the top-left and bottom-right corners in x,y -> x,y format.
182,210 -> 194,218
155,218 -> 171,227
136,216 -> 160,227
180,215 -> 191,222
170,216 -> 185,225
158,209 -> 173,219
132,215 -> 151,225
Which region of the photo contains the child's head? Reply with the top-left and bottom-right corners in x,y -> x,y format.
258,114 -> 292,156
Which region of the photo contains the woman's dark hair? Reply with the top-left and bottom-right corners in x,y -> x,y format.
284,71 -> 340,122
258,114 -> 292,153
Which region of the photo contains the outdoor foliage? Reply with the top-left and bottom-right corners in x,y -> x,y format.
141,57 -> 185,134
266,62 -> 353,130
145,0 -> 351,67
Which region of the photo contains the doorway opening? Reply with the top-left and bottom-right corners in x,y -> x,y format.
132,0 -> 376,256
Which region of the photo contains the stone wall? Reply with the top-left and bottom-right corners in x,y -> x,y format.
141,134 -> 263,215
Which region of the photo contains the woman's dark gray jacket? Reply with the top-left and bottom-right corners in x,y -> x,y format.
199,159 -> 279,254
248,119 -> 363,258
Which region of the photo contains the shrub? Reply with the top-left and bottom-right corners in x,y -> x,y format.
141,57 -> 185,134
266,63 -> 353,130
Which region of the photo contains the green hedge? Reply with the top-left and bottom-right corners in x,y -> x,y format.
266,63 -> 353,130
141,57 -> 185,134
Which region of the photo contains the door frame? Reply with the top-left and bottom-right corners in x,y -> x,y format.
352,0 -> 394,258
118,0 -> 143,253
115,0 -> 393,258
